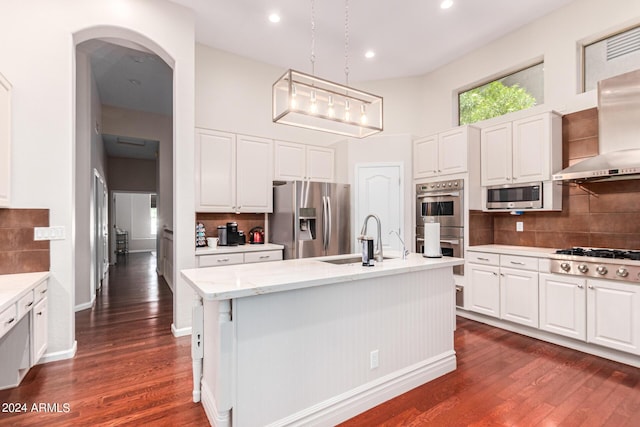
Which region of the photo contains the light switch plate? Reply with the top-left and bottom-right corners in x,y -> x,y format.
516,221 -> 524,232
34,226 -> 66,241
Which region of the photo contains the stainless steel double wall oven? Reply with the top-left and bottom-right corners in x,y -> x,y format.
416,179 -> 464,274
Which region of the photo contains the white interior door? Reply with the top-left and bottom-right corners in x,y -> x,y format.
355,164 -> 403,253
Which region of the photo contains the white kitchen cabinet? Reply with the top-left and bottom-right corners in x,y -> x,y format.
587,278 -> 640,355
0,72 -> 11,207
480,112 -> 561,186
468,262 -> 500,318
413,126 -> 480,179
31,297 -> 47,364
274,141 -> 334,182
197,247 -> 283,268
539,273 -> 586,341
500,267 -> 538,328
196,129 -> 273,213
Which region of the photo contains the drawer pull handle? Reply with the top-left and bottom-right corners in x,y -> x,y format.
492,272 -> 498,276
37,312 -> 44,316
6,317 -> 15,325
577,284 -> 584,289
217,258 -> 230,263
510,261 -> 526,265
40,289 -> 48,294
478,257 -> 490,261
26,301 -> 34,308
259,255 -> 270,259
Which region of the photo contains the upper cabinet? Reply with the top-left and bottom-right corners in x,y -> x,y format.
274,141 -> 334,182
413,126 -> 480,179
196,129 -> 273,213
0,73 -> 11,207
481,112 -> 562,186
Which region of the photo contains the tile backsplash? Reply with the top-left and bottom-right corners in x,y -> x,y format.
0,208 -> 50,274
469,108 -> 640,250
196,212 -> 266,243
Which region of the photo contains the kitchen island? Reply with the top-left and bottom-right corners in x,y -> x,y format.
181,253 -> 463,427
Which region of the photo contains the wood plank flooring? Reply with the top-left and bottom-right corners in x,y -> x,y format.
1,252 -> 639,426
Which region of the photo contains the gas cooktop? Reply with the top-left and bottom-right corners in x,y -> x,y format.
550,247 -> 640,283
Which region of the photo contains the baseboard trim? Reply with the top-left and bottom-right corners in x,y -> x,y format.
201,380 -> 232,427
39,340 -> 77,364
74,298 -> 94,312
171,323 -> 192,337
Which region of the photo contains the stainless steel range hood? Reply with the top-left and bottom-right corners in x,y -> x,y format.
553,68 -> 640,182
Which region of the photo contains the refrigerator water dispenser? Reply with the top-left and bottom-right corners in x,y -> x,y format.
298,208 -> 316,241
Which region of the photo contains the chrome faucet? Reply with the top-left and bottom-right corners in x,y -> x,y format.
359,214 -> 383,262
389,230 -> 409,260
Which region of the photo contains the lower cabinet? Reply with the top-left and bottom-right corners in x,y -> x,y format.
31,297 -> 48,364
500,267 -> 538,328
587,278 -> 640,355
539,273 -> 586,340
197,249 -> 283,268
468,263 -> 500,317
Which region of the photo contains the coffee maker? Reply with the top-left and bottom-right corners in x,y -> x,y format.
225,222 -> 239,246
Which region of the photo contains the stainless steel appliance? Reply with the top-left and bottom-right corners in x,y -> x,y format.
486,182 -> 543,210
416,179 -> 464,274
553,68 -> 640,182
550,247 -> 640,283
270,181 -> 351,259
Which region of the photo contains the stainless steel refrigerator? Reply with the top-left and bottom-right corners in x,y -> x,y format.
270,181 -> 351,259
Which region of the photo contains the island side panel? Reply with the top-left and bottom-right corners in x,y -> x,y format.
233,267 -> 456,426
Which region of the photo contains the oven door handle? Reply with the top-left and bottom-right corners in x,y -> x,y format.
440,239 -> 460,245
416,237 -> 424,241
417,192 -> 460,199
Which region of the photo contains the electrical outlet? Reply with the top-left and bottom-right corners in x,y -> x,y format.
370,350 -> 379,369
516,221 -> 524,232
34,226 -> 66,241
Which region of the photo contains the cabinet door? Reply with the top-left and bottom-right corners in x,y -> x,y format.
236,135 -> 273,212
500,267 -> 539,328
539,273 -> 586,340
413,135 -> 438,178
31,297 -> 47,365
468,263 -> 500,317
306,146 -> 334,182
196,129 -> 236,212
512,114 -> 549,183
274,141 -> 306,181
587,278 -> 640,355
438,128 -> 467,175
0,73 -> 11,207
481,123 -> 512,186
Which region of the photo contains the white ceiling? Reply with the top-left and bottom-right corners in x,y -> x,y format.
170,0 -> 576,83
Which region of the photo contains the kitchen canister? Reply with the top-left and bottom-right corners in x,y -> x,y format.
423,219 -> 442,258
361,236 -> 375,266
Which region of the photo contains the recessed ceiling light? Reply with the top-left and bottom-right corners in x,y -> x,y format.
365,50 -> 375,59
128,79 -> 141,86
268,13 -> 281,23
440,0 -> 453,9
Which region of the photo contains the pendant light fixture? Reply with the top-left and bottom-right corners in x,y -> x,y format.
272,0 -> 383,138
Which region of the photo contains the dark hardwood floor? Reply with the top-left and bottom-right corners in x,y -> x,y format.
1,253 -> 639,426
0,253 -> 208,426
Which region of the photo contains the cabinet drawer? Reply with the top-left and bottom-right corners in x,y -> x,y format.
198,253 -> 244,267
244,250 -> 283,264
17,291 -> 35,320
467,251 -> 499,266
34,281 -> 48,303
501,255 -> 538,271
0,303 -> 18,339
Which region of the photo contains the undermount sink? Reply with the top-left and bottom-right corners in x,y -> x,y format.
320,256 -> 395,265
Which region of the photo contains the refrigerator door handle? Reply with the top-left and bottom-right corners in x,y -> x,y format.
326,196 -> 332,250
322,196 -> 328,252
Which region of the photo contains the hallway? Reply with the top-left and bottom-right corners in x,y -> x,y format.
0,253 -> 208,426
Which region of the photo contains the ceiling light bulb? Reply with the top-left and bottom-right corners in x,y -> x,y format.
344,99 -> 351,122
365,50 -> 375,59
360,104 -> 368,124
327,95 -> 335,117
290,85 -> 297,109
440,0 -> 453,9
269,13 -> 281,23
310,90 -> 318,114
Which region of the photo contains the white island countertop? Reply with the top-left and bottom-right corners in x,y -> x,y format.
0,271 -> 49,313
181,253 -> 463,301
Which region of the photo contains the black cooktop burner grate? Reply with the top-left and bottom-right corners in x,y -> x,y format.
555,247 -> 640,260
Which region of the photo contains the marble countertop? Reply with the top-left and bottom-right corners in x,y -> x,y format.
195,243 -> 284,256
0,272 -> 49,313
468,245 -> 558,258
182,252 -> 463,301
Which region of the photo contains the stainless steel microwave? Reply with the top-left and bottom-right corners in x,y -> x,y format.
486,182 -> 543,210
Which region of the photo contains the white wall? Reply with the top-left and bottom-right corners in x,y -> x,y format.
114,192 -> 156,253
0,0 -> 195,359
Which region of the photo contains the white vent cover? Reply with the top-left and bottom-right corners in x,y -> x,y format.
607,27 -> 640,60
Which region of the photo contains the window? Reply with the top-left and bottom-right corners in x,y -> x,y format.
458,62 -> 544,125
583,25 -> 640,92
150,194 -> 157,236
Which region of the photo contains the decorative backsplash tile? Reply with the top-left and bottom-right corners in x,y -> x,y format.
0,208 -> 50,274
195,212 -> 266,241
469,108 -> 640,250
